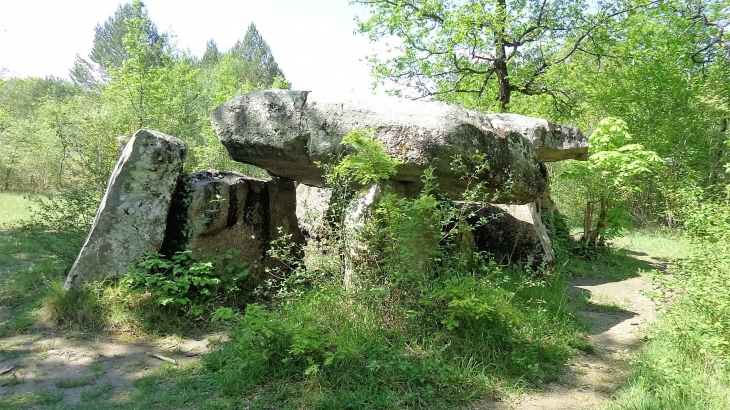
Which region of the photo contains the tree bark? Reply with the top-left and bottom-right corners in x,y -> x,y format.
494,0 -> 512,111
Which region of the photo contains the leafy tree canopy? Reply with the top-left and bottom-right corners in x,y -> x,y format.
355,0 -> 662,112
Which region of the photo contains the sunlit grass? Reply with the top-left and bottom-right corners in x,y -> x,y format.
0,191 -> 35,227
612,228 -> 692,260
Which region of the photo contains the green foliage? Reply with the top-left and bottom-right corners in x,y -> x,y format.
230,23 -> 287,89
355,0 -> 645,111
0,390 -> 63,409
71,0 -> 167,87
562,118 -> 661,247
195,129 -> 588,408
674,187 -> 730,244
103,1 -> 201,139
122,250 -> 250,316
16,187 -> 100,261
1,1 -> 291,196
331,128 -> 402,185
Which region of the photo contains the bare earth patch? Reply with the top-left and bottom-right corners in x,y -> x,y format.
0,330 -> 218,406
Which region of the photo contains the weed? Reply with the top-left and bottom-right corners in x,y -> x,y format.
80,382 -> 115,402
31,341 -> 55,353
0,349 -> 22,360
0,389 -> 63,408
56,376 -> 96,388
122,359 -> 148,374
89,359 -> 106,378
122,249 -> 250,317
606,193 -> 730,409
0,374 -> 23,387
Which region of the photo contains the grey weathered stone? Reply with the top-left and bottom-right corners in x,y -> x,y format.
295,181 -> 555,284
464,202 -> 555,268
161,170 -> 304,284
485,113 -> 588,162
295,184 -> 334,238
211,90 -> 559,203
342,182 -> 421,290
64,129 -> 187,290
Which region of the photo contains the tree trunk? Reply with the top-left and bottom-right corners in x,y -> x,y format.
594,196 -> 609,248
583,199 -> 594,246
494,0 -> 512,111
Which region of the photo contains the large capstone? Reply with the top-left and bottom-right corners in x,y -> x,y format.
64,129 -> 187,290
485,113 -> 588,162
161,170 -> 304,284
211,90 -> 588,203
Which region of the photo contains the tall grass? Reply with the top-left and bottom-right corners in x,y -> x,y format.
196,261 -> 588,409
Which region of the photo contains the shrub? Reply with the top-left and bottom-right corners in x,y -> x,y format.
122,250 -> 250,317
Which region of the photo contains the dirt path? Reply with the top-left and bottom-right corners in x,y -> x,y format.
490,261 -> 660,410
0,329 -> 218,406
0,240 -> 219,407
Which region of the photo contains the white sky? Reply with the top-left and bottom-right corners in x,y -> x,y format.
0,0 -> 380,93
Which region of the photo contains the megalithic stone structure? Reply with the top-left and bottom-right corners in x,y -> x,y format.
63,129 -> 187,290
160,170 -> 304,285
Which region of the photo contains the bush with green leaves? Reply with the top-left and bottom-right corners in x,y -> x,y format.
331,128 -> 402,185
607,186 -> 730,409
562,117 -> 661,248
122,250 -> 250,317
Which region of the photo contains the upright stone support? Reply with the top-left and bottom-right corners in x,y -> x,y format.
161,170 -> 304,284
465,202 -> 555,268
64,130 -> 187,290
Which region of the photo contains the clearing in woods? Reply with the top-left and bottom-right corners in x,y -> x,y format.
0,193 -> 680,409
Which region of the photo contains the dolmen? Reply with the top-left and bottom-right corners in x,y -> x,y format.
64,90 -> 588,290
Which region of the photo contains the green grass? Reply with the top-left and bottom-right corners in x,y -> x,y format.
0,390 -> 63,409
80,382 -> 115,402
0,374 -> 23,387
563,245 -> 657,280
0,191 -> 35,227
611,228 -> 692,260
55,376 -> 97,389
560,228 -> 692,281
0,191 -> 198,337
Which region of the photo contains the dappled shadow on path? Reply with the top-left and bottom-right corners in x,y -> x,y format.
474,255 -> 658,410
0,329 -> 220,407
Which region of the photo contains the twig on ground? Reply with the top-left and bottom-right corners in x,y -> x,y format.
145,352 -> 177,365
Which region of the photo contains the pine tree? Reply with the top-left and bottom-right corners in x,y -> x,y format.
70,1 -> 166,87
201,39 -> 221,67
229,23 -> 285,88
